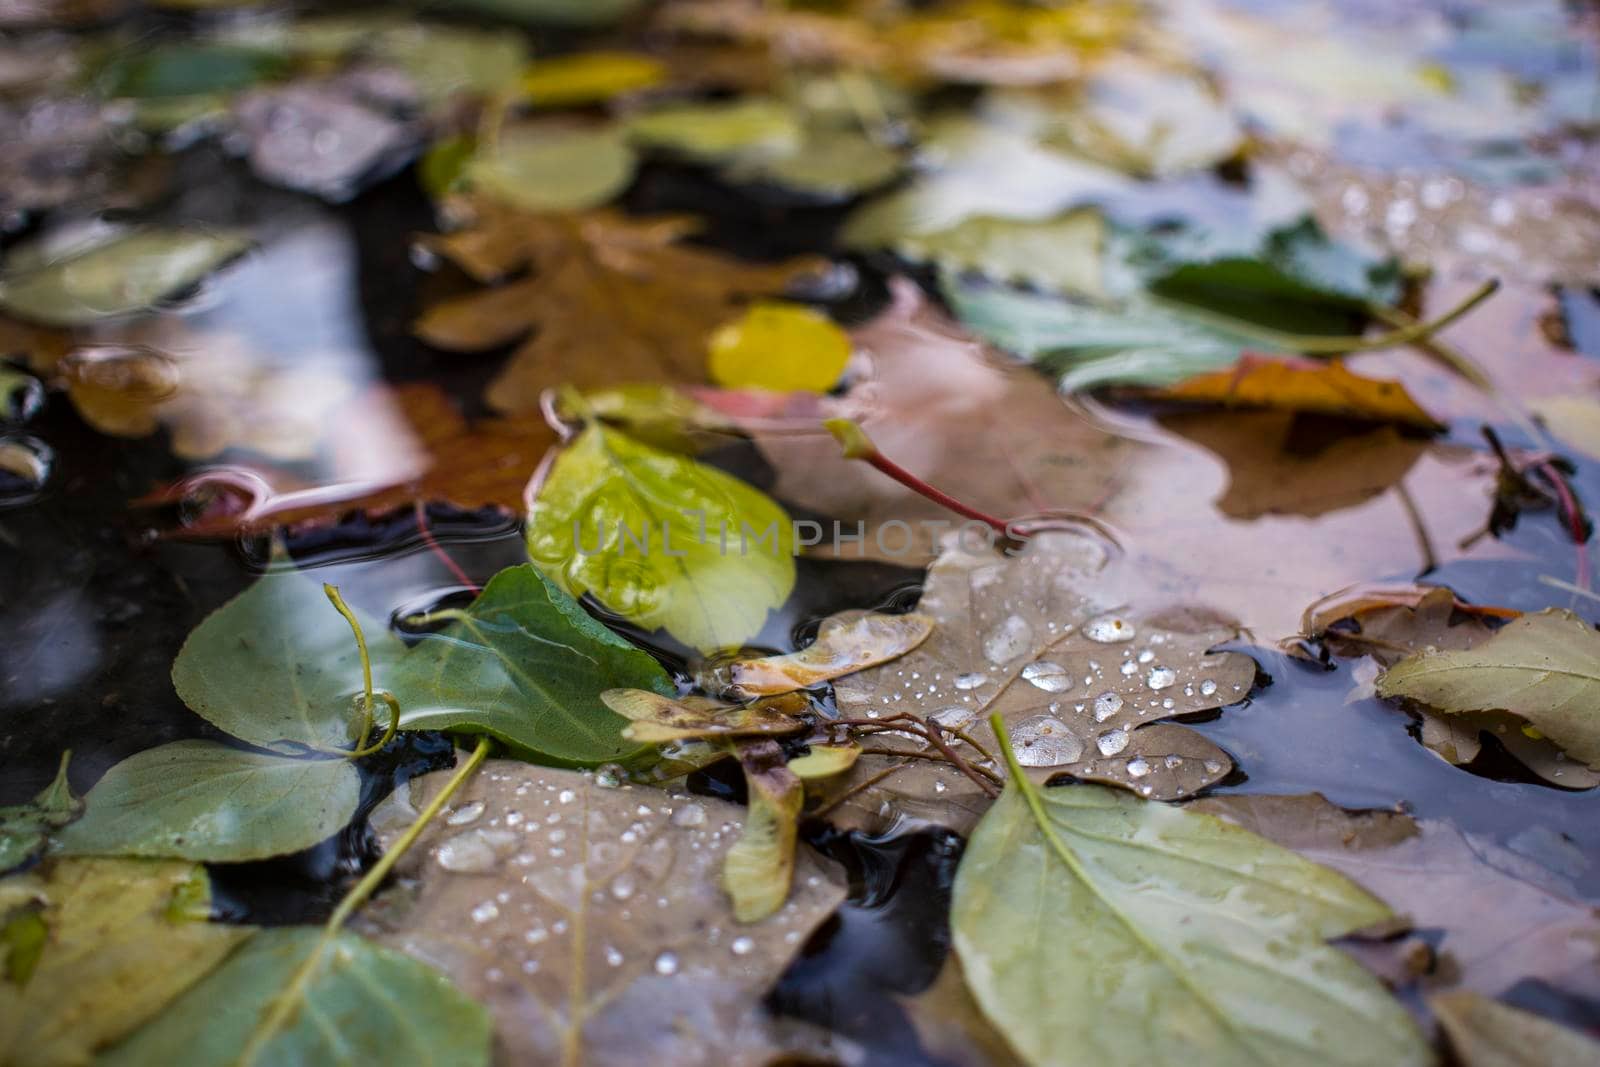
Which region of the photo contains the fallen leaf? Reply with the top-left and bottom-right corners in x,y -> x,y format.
526,422 -> 797,652
1378,609 -> 1600,770
389,563 -> 676,767
518,51 -> 667,107
897,955 -> 1026,1067
1190,793 -> 1600,1003
625,97 -> 801,161
713,610 -> 934,697
101,927 -> 491,1067
171,558 -> 405,753
433,0 -> 644,28
0,858 -> 252,1066
465,121 -> 638,214
415,201 -> 822,415
1150,357 -> 1444,431
93,40 -> 289,100
853,208 -> 1111,298
1530,395 -> 1600,463
0,753 -> 79,873
954,774 -> 1430,1067
1042,720 -> 1234,801
0,226 -> 251,327
817,529 -> 1254,833
723,739 -> 803,922
707,301 -> 852,394
355,758 -> 848,1067
1430,990 -> 1600,1067
53,740 -> 360,863
600,690 -> 807,744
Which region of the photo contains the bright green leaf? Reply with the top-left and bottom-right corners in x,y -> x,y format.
1377,609 -> 1600,770
388,563 -> 674,766
0,227 -> 251,327
171,562 -> 404,753
54,741 -> 360,863
952,769 -> 1432,1067
102,928 -> 491,1067
527,423 -> 797,653
0,752 -> 81,873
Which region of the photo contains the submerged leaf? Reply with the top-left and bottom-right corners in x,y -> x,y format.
0,858 -> 251,1066
954,771 -> 1431,1067
527,422 -> 797,652
0,227 -> 250,327
707,301 -> 851,394
54,740 -> 360,862
103,928 -> 490,1067
1377,609 -> 1600,770
356,758 -> 846,1067
1430,990 -> 1600,1067
0,753 -> 80,872
390,564 -> 675,766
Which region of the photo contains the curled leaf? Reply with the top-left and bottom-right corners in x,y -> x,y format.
723,739 -> 803,923
718,611 -> 935,697
601,689 -> 808,743
786,743 -> 860,781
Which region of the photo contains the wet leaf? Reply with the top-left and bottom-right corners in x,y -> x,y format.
53,740 -> 359,863
434,0 -> 645,28
1190,793 -> 1600,1002
786,743 -> 860,780
818,529 -> 1254,833
102,927 -> 490,1067
519,51 -> 667,107
414,202 -> 821,415
1043,721 -> 1234,801
0,227 -> 251,327
1150,357 -> 1444,431
723,739 -> 803,922
526,422 -> 797,652
856,208 -> 1111,298
390,563 -> 675,766
1430,990 -> 1600,1067
1377,609 -> 1600,770
465,122 -> 638,214
171,560 -> 404,752
716,610 -> 934,697
1529,395 -> 1600,462
707,301 -> 851,394
94,42 -> 288,99
0,753 -> 79,873
0,858 -> 251,1065
355,758 -> 847,1067
899,954 -> 1026,1067
626,97 -> 802,161
953,772 -> 1430,1067
600,690 -> 807,744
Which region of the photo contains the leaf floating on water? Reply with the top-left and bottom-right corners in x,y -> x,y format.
717,610 -> 934,697
527,422 -> 797,653
390,564 -> 675,767
0,227 -> 251,327
723,739 -> 804,923
354,759 -> 847,1067
1043,721 -> 1234,801
0,752 -> 80,873
1429,990 -> 1600,1067
1150,357 -> 1445,431
414,202 -> 822,415
953,755 -> 1432,1067
53,740 -> 360,863
0,858 -> 252,1065
171,560 -> 404,752
600,689 -> 807,744
519,51 -> 667,107
707,301 -> 852,394
465,121 -> 638,213
1377,609 -> 1600,771
102,927 -> 491,1067
786,743 -> 860,781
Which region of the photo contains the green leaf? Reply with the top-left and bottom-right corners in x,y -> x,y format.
866,208 -> 1111,297
1376,609 -> 1600,770
102,927 -> 491,1067
626,98 -> 804,162
0,227 -> 252,327
388,563 -> 675,766
53,741 -> 360,863
171,562 -> 404,753
0,858 -> 252,1064
952,745 -> 1432,1067
943,278 -> 1259,390
466,124 -> 638,213
527,423 -> 797,653
729,126 -> 902,198
723,740 -> 804,922
1430,990 -> 1600,1067
95,43 -> 289,99
0,752 -> 81,873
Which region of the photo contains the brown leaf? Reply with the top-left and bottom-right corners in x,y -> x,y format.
711,610 -> 935,697
1042,721 -> 1234,800
1189,793 -> 1600,1002
1149,356 -> 1445,431
415,202 -> 824,415
358,758 -> 849,1067
1430,990 -> 1600,1067
600,690 -> 808,743
897,955 -> 1026,1067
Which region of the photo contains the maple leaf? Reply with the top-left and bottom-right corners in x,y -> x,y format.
414,201 -> 824,415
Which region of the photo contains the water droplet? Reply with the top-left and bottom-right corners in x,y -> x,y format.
671,802 -> 706,827
654,951 -> 679,976
953,672 -> 988,690
1021,660 -> 1071,692
1009,715 -> 1084,767
1096,727 -> 1129,756
931,705 -> 976,729
524,925 -> 548,944
557,789 -> 576,804
470,900 -> 499,923
1161,698 -> 1174,710
730,936 -> 754,956
1126,757 -> 1151,778
610,874 -> 636,900
605,945 -> 624,967
933,780 -> 947,793
1092,692 -> 1124,721
1164,755 -> 1182,769
983,614 -> 1033,665
1199,679 -> 1218,697
595,764 -> 624,788
436,828 -> 516,873
1146,667 -> 1176,690
1084,615 -> 1135,643
1202,760 -> 1223,775
1137,649 -> 1154,664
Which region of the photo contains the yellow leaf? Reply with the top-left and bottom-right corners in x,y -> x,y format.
1530,395 -> 1600,461
1154,357 -> 1444,430
708,301 -> 851,393
519,51 -> 666,107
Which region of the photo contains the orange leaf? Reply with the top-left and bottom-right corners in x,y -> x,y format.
1153,357 -> 1445,431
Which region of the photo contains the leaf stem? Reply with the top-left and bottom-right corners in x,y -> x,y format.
412,501 -> 482,594
323,584 -> 378,756
233,737 -> 492,1067
824,419 -> 1013,535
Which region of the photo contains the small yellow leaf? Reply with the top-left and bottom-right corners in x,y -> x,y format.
788,744 -> 861,781
708,301 -> 851,394
519,52 -> 666,107
1530,395 -> 1600,462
